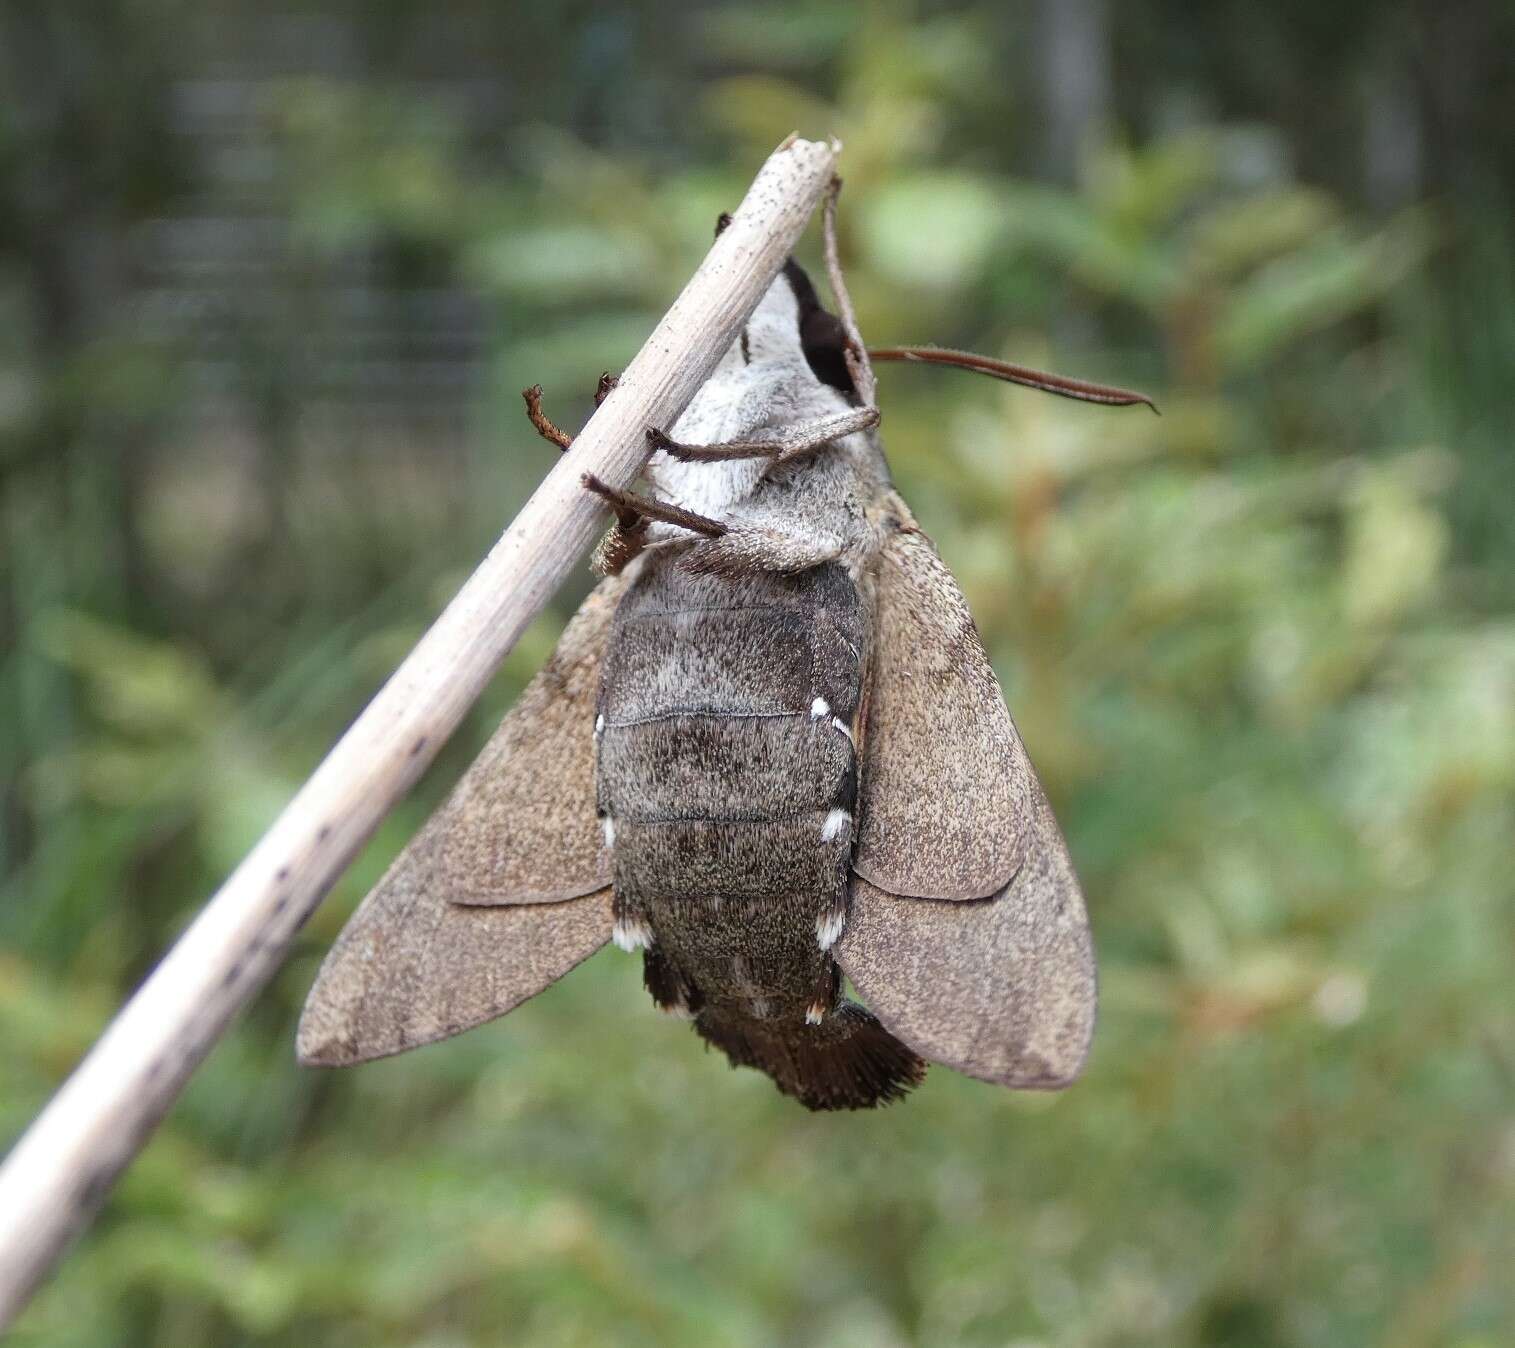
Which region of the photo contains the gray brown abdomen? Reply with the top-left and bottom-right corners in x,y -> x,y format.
596,554 -> 861,1019
595,551 -> 928,1109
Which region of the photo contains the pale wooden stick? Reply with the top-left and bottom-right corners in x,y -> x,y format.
0,134 -> 840,1329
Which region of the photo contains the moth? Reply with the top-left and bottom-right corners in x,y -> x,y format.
297,191 -> 1153,1110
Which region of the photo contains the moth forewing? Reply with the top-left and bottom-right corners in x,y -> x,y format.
852,520 -> 1035,901
837,505 -> 1096,1087
296,574 -> 627,1065
295,828 -> 612,1067
839,857 -> 1096,1090
435,572 -> 628,906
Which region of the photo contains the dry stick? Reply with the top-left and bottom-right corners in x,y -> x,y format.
0,133 -> 840,1330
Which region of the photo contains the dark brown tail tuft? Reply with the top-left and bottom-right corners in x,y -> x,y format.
642,946 -> 702,1016
695,1001 -> 926,1110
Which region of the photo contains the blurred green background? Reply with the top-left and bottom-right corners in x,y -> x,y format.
3,3 -> 1513,1345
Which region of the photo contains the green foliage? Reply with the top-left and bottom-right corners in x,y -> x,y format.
3,5 -> 1513,1346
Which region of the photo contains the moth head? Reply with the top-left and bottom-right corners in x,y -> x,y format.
733,256 -> 856,398
784,259 -> 855,395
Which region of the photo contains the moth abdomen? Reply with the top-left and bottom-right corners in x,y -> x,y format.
595,554 -> 921,1109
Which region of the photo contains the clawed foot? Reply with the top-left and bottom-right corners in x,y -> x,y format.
520,372 -> 623,452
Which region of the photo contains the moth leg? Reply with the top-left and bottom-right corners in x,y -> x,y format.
646,406 -> 879,466
521,384 -> 572,450
522,374 -> 620,454
679,524 -> 844,577
582,474 -> 724,577
581,476 -> 649,575
590,519 -> 650,577
581,474 -> 727,538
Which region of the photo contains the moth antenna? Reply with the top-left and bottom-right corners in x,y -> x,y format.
822,177 -> 877,408
868,346 -> 1159,413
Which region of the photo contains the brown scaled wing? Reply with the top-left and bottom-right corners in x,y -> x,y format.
297,576 -> 628,1066
839,525 -> 1096,1087
436,574 -> 628,904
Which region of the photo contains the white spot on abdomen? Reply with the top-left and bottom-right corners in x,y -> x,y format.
612,913 -> 651,952
819,808 -> 852,844
601,815 -> 616,847
815,908 -> 845,950
810,696 -> 830,719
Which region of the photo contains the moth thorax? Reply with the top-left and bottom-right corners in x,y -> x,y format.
647,445 -> 767,520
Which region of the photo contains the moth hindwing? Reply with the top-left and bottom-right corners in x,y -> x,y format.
301,197 -> 1144,1106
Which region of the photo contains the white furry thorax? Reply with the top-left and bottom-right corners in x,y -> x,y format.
645,272 -> 853,522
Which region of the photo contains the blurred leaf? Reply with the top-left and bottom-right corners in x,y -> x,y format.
1002,183 -> 1179,310
701,74 -> 839,149
1188,187 -> 1340,280
34,610 -> 219,739
695,4 -> 856,68
859,171 -> 1005,290
1341,467 -> 1448,629
1217,209 -> 1436,367
468,224 -> 660,303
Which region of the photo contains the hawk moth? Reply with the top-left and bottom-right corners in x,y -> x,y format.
297,193 -> 1153,1110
